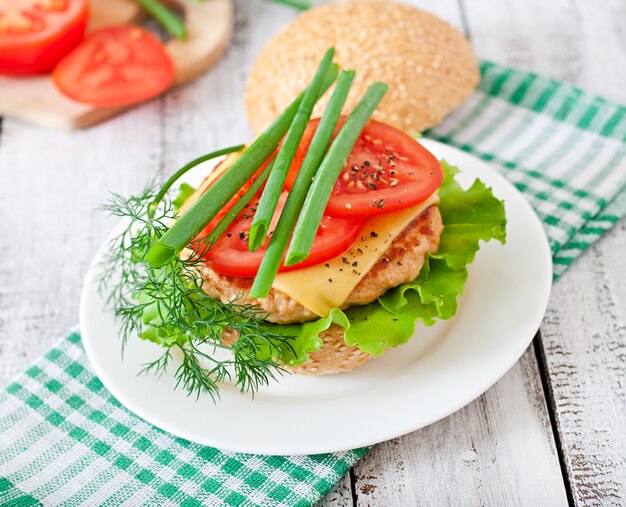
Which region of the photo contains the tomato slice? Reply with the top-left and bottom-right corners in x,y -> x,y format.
202,191 -> 364,278
0,0 -> 88,75
52,25 -> 175,107
286,118 -> 443,217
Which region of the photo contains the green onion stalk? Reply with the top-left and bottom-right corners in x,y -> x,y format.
248,47 -> 335,251
136,0 -> 186,39
249,70 -> 356,298
285,82 -> 389,265
265,0 -> 313,10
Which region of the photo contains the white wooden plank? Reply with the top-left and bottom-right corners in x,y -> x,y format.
0,104 -> 162,385
464,0 -> 626,102
541,222 -> 626,505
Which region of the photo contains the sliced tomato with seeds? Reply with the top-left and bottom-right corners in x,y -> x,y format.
52,25 -> 174,107
0,0 -> 88,75
201,191 -> 364,278
286,118 -> 443,217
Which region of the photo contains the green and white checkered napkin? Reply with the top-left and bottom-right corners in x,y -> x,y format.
1,62 -> 625,506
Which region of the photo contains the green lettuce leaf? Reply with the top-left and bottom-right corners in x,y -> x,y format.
434,162 -> 507,269
378,257 -> 468,324
342,300 -> 418,355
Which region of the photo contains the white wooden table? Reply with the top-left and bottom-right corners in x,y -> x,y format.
1,1 -> 624,505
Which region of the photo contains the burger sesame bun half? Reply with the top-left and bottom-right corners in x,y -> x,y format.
245,1 -> 479,135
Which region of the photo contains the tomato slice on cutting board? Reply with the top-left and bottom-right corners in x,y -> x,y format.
0,0 -> 89,75
200,191 -> 364,278
53,25 -> 175,107
286,118 -> 443,217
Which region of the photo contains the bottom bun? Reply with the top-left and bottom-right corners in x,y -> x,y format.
288,324 -> 374,375
221,325 -> 374,376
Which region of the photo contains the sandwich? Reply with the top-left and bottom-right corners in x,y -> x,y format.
101,47 -> 505,399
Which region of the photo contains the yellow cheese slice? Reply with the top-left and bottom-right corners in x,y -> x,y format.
272,193 -> 440,317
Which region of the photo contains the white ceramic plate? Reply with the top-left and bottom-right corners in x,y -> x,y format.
80,139 -> 552,456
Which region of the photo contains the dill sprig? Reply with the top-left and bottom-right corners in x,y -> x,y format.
98,153 -> 295,401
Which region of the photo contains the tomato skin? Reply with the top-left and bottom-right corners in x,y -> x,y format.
199,192 -> 364,278
0,0 -> 89,75
52,25 -> 175,107
287,118 -> 443,217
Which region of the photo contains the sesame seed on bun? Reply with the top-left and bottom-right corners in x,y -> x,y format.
245,1 -> 480,135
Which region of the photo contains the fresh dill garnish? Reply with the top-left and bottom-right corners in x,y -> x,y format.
98,148 -> 295,401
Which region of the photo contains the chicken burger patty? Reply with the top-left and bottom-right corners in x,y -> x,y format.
197,205 -> 443,324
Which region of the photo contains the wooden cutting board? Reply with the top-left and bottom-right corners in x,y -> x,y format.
0,0 -> 233,129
